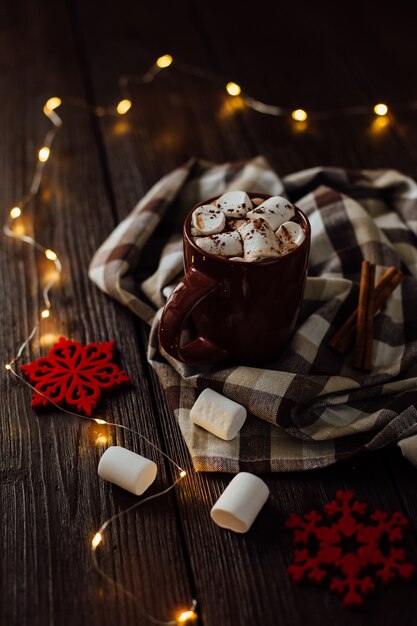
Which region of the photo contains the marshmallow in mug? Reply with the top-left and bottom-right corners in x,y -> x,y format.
195,231 -> 243,258
190,192 -> 304,261
215,190 -> 253,218
192,205 -> 226,235
276,221 -> 305,247
247,196 -> 296,231
239,218 -> 281,262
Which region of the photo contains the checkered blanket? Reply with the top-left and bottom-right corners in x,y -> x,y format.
89,157 -> 417,473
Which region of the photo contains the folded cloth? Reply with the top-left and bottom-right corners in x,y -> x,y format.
89,156 -> 417,473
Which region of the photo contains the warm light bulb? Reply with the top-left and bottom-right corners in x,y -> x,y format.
180,470 -> 186,478
44,97 -> 62,112
92,532 -> 102,549
10,207 -> 21,219
5,364 -> 12,370
292,109 -> 308,122
374,103 -> 388,116
116,99 -> 132,115
41,309 -> 50,319
45,249 -> 57,261
156,54 -> 173,68
38,147 -> 50,162
95,418 -> 107,425
177,610 -> 197,623
226,82 -> 241,96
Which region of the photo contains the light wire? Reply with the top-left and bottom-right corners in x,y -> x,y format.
6,364 -> 195,624
3,56 -> 199,625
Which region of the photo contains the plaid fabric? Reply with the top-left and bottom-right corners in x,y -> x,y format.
89,157 -> 417,473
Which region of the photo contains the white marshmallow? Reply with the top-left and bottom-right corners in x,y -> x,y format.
239,218 -> 281,261
276,221 -> 305,248
216,191 -> 252,218
211,472 -> 270,533
229,256 -> 245,262
162,285 -> 175,299
98,446 -> 157,496
191,205 -> 226,235
194,231 -> 243,258
247,196 -> 296,231
190,388 -> 247,441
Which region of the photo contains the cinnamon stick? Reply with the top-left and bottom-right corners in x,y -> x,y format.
362,264 -> 376,370
354,261 -> 375,370
329,266 -> 404,354
374,267 -> 404,311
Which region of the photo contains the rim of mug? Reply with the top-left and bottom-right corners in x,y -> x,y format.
183,193 -> 311,266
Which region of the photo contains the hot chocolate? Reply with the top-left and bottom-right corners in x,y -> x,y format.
158,192 -> 311,365
190,190 -> 305,262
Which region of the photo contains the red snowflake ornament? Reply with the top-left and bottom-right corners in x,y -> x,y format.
20,337 -> 130,416
286,490 -> 414,606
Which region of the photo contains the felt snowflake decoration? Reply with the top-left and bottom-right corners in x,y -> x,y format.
21,337 -> 130,416
286,490 -> 414,606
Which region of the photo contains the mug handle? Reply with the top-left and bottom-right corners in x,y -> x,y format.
158,267 -> 229,364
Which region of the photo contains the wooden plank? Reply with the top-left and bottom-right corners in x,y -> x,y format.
0,2 -> 193,625
71,1 -> 417,625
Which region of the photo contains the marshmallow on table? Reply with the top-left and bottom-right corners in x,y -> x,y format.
194,231 -> 243,258
211,472 -> 270,533
191,205 -> 226,235
98,446 -> 157,495
239,218 -> 281,261
216,191 -> 253,218
190,388 -> 247,441
276,221 -> 305,249
247,196 -> 296,231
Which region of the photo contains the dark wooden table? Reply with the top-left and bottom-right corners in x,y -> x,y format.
2,1 -> 417,625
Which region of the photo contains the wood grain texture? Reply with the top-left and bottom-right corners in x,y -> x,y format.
75,1 -> 417,625
0,1 -> 193,625
2,0 -> 417,625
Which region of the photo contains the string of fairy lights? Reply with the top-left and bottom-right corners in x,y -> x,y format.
2,54 -> 199,626
7,366 -> 192,625
1,51 -> 402,624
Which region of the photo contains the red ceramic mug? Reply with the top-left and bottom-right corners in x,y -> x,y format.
158,193 -> 311,366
